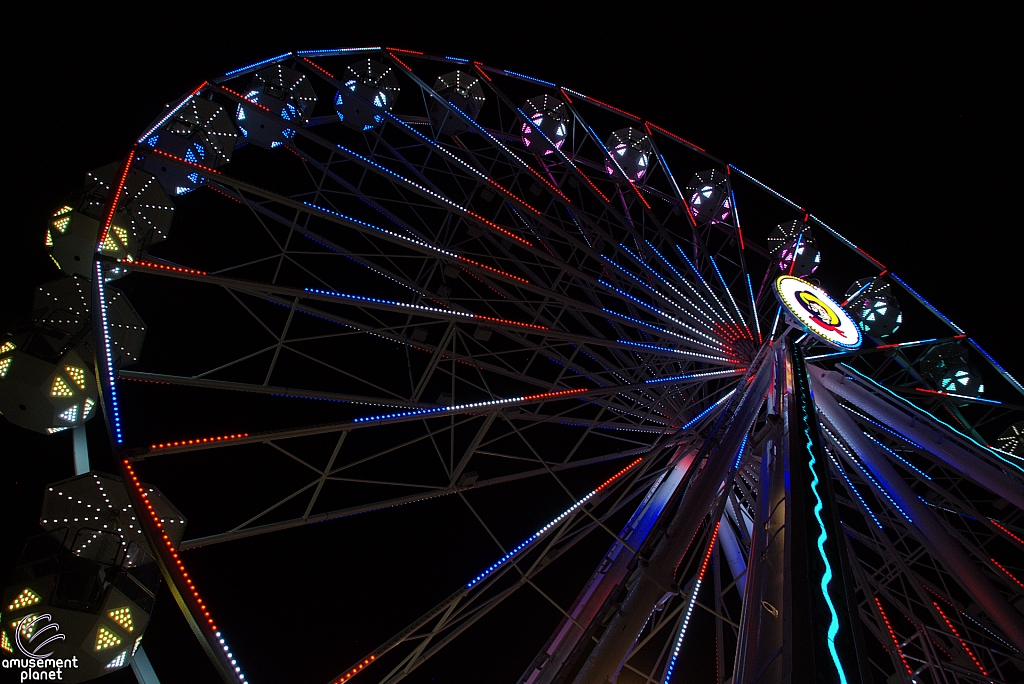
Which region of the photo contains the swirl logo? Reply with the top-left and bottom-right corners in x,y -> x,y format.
14,614 -> 65,659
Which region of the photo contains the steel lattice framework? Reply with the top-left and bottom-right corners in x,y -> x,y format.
15,47 -> 1024,683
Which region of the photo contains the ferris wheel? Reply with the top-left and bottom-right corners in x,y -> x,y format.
1,47 -> 1022,684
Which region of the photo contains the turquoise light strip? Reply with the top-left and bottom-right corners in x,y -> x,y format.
802,375 -> 848,683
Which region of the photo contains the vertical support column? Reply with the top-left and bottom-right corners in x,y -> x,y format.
73,425 -> 90,475
733,342 -> 788,684
787,345 -> 865,683
733,342 -> 866,684
571,343 -> 775,684
130,645 -> 162,684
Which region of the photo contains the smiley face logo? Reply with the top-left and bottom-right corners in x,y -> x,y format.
774,275 -> 862,350
796,290 -> 846,337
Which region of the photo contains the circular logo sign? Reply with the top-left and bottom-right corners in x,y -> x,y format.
774,275 -> 862,350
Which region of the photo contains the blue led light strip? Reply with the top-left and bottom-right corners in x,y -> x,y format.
223,52 -> 293,78
863,432 -> 932,480
634,242 -> 724,331
769,306 -> 783,341
726,165 -> 803,211
801,373 -> 849,684
839,404 -> 925,451
658,153 -> 685,201
663,522 -> 721,683
296,47 -> 381,56
746,275 -> 762,344
842,279 -> 873,307
646,369 -> 747,385
333,143 -> 532,245
346,389 -> 587,426
467,458 -> 643,588
137,84 -> 206,143
441,101 -> 569,202
384,110 -> 539,216
597,280 -> 727,353
825,448 -> 883,530
707,253 -> 748,331
839,364 -> 1024,475
968,337 -> 1024,396
821,424 -> 913,522
674,245 -> 734,325
503,70 -> 556,87
615,338 -> 736,363
678,391 -> 736,431
303,201 -> 456,257
887,273 -> 964,334
95,262 -> 123,444
602,300 -> 724,352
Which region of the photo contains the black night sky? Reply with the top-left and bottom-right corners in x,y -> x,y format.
2,8 -> 1018,684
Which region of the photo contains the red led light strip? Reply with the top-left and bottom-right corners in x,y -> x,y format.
595,457 -> 644,492
333,655 -> 378,682
151,433 -> 249,450
465,210 -> 533,246
473,315 -> 547,331
463,268 -> 508,300
301,56 -> 335,79
121,460 -> 243,681
483,178 -> 540,215
989,519 -> 1024,546
149,148 -> 220,174
931,601 -> 988,676
627,179 -> 652,209
573,167 -> 610,203
873,597 -> 915,677
331,453 -> 641,684
990,558 -> 1024,589
521,388 -> 588,402
218,85 -> 272,113
645,121 -> 706,153
204,183 -> 243,204
567,90 -> 639,120
472,62 -> 492,82
854,246 -> 885,270
98,149 -> 136,245
130,259 -> 207,276
387,52 -> 413,72
457,256 -> 528,283
386,47 -> 423,55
